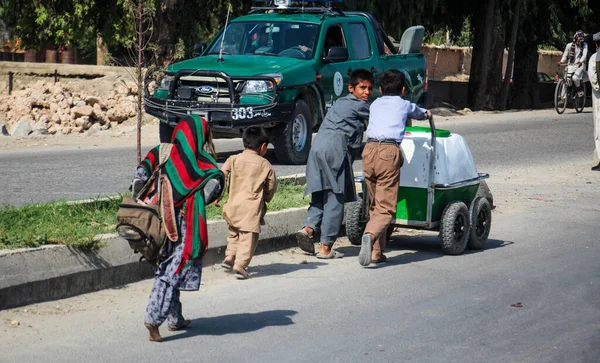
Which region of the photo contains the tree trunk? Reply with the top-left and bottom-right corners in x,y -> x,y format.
153,0 -> 185,66
468,0 -> 497,110
484,2 -> 508,110
511,39 -> 539,109
500,0 -> 522,110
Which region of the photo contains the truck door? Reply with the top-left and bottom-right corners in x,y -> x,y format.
318,24 -> 351,110
319,20 -> 382,110
344,20 -> 382,97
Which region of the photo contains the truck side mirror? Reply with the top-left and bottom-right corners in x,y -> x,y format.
192,43 -> 205,57
324,46 -> 349,63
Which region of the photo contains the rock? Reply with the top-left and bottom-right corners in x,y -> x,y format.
85,96 -> 101,106
67,97 -> 73,106
61,126 -> 72,134
39,115 -> 50,124
47,125 -> 59,135
85,124 -> 102,136
100,124 -> 110,130
49,103 -> 59,113
74,100 -> 86,107
10,320 -> 19,328
11,120 -> 32,137
72,126 -> 83,133
51,114 -> 61,124
0,122 -> 9,136
30,125 -> 49,136
71,105 -> 93,118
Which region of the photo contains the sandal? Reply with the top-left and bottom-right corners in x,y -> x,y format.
221,259 -> 233,271
296,228 -> 315,254
315,250 -> 344,259
372,254 -> 387,264
358,234 -> 373,266
233,266 -> 249,280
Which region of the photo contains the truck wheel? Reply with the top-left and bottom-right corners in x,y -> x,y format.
273,99 -> 312,165
159,122 -> 175,143
476,180 -> 494,209
439,201 -> 470,255
467,197 -> 492,250
346,194 -> 366,246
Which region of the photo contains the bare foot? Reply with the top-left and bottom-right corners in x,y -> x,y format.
319,243 -> 332,256
145,322 -> 163,342
168,319 -> 191,331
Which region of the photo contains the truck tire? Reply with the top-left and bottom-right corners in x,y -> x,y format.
273,99 -> 312,165
439,201 -> 470,255
159,122 -> 175,143
467,197 -> 492,250
345,195 -> 365,246
476,180 -> 494,208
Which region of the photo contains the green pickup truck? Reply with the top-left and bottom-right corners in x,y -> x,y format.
144,1 -> 428,164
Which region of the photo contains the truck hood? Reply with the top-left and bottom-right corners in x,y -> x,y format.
167,55 -> 306,76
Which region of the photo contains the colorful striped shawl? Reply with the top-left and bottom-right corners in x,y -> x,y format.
140,115 -> 224,273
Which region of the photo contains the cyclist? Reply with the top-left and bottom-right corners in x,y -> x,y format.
558,31 -> 588,99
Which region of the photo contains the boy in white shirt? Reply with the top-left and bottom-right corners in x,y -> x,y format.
359,69 -> 431,266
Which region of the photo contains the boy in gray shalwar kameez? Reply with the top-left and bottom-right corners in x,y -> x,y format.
296,69 -> 374,258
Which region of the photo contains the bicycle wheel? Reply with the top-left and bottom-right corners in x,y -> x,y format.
554,80 -> 567,114
574,82 -> 585,113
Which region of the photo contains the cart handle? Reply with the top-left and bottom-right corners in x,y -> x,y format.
426,115 -> 436,228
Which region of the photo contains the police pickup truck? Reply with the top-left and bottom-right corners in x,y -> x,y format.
144,0 -> 428,164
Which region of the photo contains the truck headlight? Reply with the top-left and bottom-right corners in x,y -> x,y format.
160,76 -> 173,90
241,73 -> 282,94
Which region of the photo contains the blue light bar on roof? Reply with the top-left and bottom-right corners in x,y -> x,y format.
253,0 -> 342,9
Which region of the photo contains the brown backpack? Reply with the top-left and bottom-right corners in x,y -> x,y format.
116,144 -> 174,265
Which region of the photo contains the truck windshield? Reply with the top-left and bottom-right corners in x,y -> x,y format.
208,22 -> 319,59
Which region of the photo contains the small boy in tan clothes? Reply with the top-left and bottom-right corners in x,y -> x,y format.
217,127 -> 277,279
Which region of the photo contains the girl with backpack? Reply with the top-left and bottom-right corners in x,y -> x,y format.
135,115 -> 224,342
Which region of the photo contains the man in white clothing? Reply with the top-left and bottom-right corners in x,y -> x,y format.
559,31 -> 588,98
588,32 -> 600,171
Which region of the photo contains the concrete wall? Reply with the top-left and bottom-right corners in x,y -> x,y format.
422,45 -> 562,80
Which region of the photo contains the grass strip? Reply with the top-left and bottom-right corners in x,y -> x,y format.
0,180 -> 307,250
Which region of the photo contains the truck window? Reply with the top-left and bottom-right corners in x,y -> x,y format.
208,22 -> 318,58
348,23 -> 371,60
322,25 -> 346,57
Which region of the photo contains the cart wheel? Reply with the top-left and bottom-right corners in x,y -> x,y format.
476,180 -> 494,209
439,201 -> 470,255
346,194 -> 366,246
467,197 -> 492,250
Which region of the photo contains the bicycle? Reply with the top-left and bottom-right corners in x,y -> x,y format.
554,65 -> 586,114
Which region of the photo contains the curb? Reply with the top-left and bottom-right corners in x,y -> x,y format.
0,207 -> 307,310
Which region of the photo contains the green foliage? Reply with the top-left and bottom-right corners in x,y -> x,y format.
0,180 -> 308,250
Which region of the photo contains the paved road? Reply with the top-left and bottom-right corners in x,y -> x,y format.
0,109 -> 599,362
0,109 -> 594,206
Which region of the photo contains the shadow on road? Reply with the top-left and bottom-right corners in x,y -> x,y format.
249,261 -> 327,278
162,310 -> 297,340
335,234 -> 513,268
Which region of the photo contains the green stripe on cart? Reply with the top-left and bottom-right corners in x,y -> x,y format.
395,184 -> 479,222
